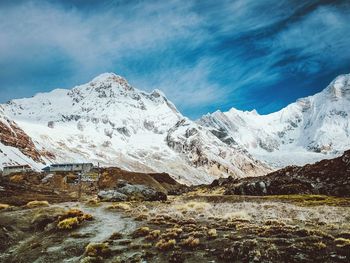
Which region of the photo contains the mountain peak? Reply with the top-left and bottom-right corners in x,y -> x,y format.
88,72 -> 134,92
198,73 -> 350,168
324,73 -> 350,99
91,72 -> 121,82
150,89 -> 166,98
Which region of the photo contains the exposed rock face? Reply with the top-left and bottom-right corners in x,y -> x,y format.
166,118 -> 272,180
0,107 -> 45,164
221,150 -> 350,197
97,189 -> 128,202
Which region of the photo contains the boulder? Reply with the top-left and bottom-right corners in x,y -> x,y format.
98,190 -> 128,202
98,182 -> 167,202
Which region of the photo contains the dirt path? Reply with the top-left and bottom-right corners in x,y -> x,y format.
0,202 -> 138,263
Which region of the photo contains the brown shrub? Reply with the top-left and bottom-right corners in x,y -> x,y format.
146,230 -> 161,241
9,174 -> 24,183
57,217 -> 80,230
0,203 -> 10,210
181,236 -> 200,249
26,200 -> 49,208
155,239 -> 176,251
85,242 -> 111,257
57,208 -> 93,230
132,226 -> 150,238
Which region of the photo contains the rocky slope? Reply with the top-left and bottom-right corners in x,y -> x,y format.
1,194 -> 349,262
0,73 -> 270,184
167,119 -> 269,179
210,149 -> 350,197
198,74 -> 350,167
0,106 -> 48,168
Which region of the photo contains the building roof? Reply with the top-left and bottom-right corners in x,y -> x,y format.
50,163 -> 93,166
4,164 -> 31,169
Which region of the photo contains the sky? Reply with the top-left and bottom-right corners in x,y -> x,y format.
0,0 -> 349,119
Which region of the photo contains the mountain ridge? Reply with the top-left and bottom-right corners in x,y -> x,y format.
1,72 -> 349,184
0,73 -> 270,185
198,74 -> 350,167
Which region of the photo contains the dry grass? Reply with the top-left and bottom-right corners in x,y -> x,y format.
135,213 -> 149,221
85,242 -> 111,257
132,226 -> 150,238
57,217 -> 80,230
57,208 -> 93,230
314,241 -> 327,250
181,236 -> 200,249
85,198 -> 100,207
59,208 -> 84,219
186,187 -> 225,196
207,228 -> 218,239
145,230 -> 161,241
80,213 -> 93,221
9,174 -> 24,183
145,197 -> 350,230
264,195 -> 350,207
174,201 -> 211,213
0,203 -> 10,210
159,227 -> 183,240
155,239 -> 176,251
106,202 -> 131,211
26,200 -> 49,208
223,210 -> 251,221
334,238 -> 350,248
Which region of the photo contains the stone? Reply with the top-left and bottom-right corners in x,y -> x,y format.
97,190 -> 128,202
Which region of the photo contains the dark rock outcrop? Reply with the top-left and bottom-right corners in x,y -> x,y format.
98,180 -> 167,202
220,150 -> 350,197
97,189 -> 128,202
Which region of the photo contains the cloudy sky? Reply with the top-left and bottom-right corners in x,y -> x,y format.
0,0 -> 349,118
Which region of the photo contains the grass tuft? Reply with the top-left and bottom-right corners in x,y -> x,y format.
132,226 -> 150,238
106,203 -> 131,211
0,203 -> 10,210
85,242 -> 111,257
26,200 -> 49,208
155,239 -> 176,251
181,236 -> 200,249
207,228 -> 218,239
57,217 -> 80,230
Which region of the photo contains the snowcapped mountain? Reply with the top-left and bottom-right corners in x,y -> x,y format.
166,118 -> 269,179
198,74 -> 350,167
0,73 -> 270,185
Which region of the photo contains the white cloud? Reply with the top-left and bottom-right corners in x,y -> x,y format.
0,0 -> 208,76
0,0 -> 349,117
131,57 -> 227,110
273,5 -> 350,64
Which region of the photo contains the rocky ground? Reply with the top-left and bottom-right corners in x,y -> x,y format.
0,194 -> 350,263
0,167 -> 184,206
1,151 -> 350,262
199,149 -> 350,197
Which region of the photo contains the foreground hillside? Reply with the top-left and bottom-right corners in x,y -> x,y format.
0,194 -> 349,262
193,149 -> 350,197
1,152 -> 350,262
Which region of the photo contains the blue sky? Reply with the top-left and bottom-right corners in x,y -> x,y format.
0,0 -> 349,119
